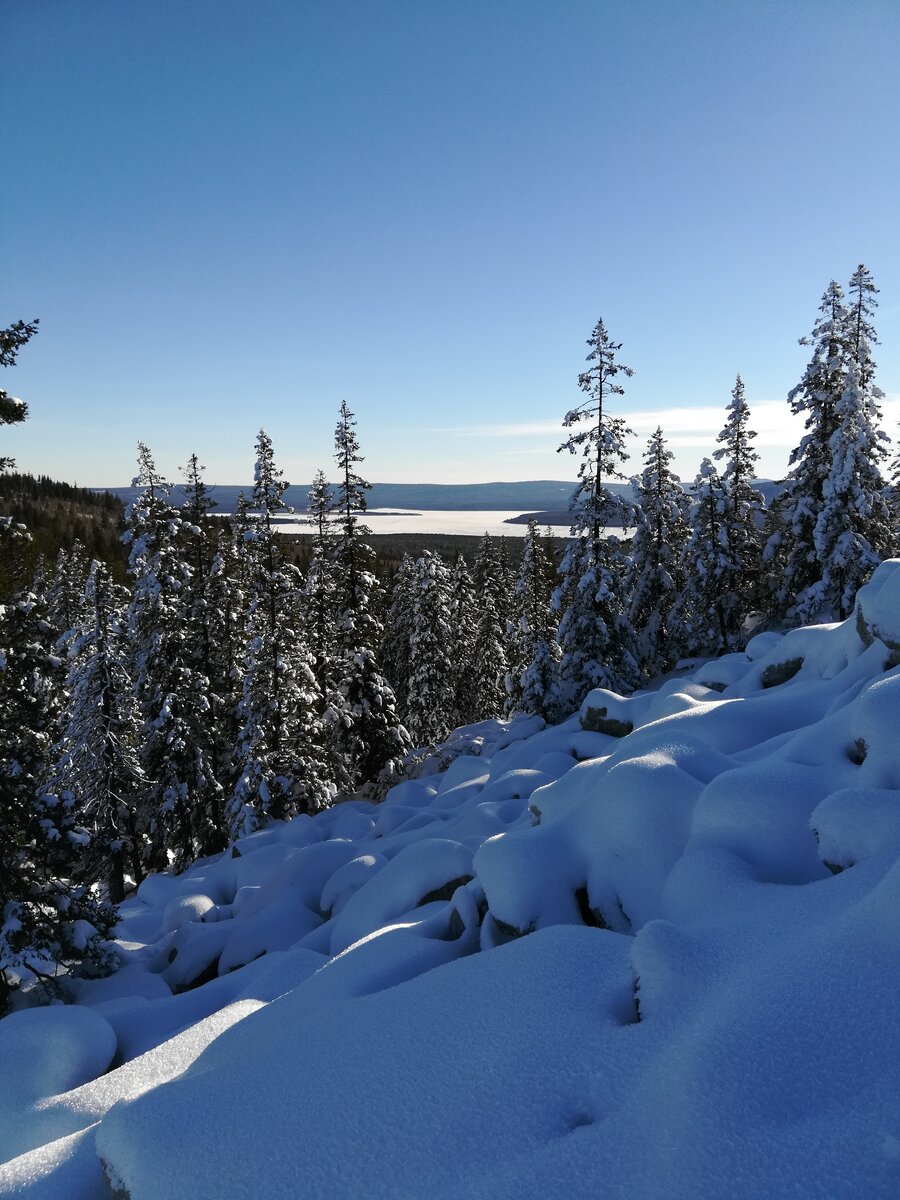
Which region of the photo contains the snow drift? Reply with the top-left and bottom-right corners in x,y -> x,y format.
3,562 -> 900,1198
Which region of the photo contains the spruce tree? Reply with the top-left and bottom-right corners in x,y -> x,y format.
46,541 -> 90,654
671,458 -> 736,656
0,565 -> 111,1011
764,281 -> 847,623
124,444 -> 218,872
406,552 -> 456,746
550,318 -> 639,719
327,402 -> 408,793
811,268 -> 892,619
472,534 -> 513,627
302,469 -> 339,702
447,554 -> 478,726
0,561 -> 116,1011
230,430 -> 329,836
466,591 -> 509,722
40,561 -> 143,907
507,521 -> 558,717
381,554 -> 417,719
464,534 -> 514,722
627,428 -> 690,678
711,375 -> 765,637
177,455 -> 230,853
203,534 -> 244,812
768,269 -> 892,623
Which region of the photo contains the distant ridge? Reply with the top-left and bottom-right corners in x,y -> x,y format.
96,478 -> 778,515
97,480 -> 611,513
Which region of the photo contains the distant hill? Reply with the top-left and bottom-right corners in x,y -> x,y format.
97,478 -> 781,516
98,480 -> 602,513
0,472 -> 127,595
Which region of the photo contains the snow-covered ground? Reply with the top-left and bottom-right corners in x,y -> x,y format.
4,563 -> 900,1198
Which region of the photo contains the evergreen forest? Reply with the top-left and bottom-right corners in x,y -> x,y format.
1,264 -> 897,1013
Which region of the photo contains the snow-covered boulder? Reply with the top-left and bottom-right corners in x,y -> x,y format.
855,558 -> 900,659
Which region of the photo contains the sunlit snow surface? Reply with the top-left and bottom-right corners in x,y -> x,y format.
4,563 -> 900,1198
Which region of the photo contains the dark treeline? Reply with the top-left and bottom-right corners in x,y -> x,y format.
0,473 -> 127,594
1,264 -> 898,1011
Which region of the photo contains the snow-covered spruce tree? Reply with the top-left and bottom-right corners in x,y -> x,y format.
176,454 -> 230,853
763,281 -> 848,623
506,520 -> 559,717
460,534 -> 514,723
671,458 -> 739,657
0,563 -> 117,1011
40,560 -> 144,905
230,430 -> 330,837
46,541 -> 90,655
472,534 -> 512,624
381,553 -> 417,720
627,428 -> 690,679
549,318 -> 640,720
466,590 -> 509,723
446,553 -> 479,727
406,552 -> 457,746
302,469 -> 340,703
124,444 -> 223,872
808,266 -> 893,620
29,555 -> 48,606
327,402 -> 408,795
711,375 -> 765,635
202,532 -> 244,810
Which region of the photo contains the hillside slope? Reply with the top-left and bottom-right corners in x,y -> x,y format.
3,562 -> 900,1198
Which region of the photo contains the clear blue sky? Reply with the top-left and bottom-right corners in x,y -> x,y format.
4,0 -> 899,487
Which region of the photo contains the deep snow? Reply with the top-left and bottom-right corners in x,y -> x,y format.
3,563 -> 900,1198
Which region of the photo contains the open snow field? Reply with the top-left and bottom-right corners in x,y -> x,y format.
4,563 -> 900,1198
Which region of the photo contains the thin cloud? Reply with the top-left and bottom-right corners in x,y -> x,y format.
436,403 -> 802,446
435,395 -> 900,449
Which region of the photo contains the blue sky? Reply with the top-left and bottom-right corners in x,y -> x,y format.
4,0 -> 899,487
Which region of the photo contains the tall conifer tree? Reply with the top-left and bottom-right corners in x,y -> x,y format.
711,375 -> 765,638
811,266 -> 892,618
671,458 -> 736,656
507,521 -> 558,716
627,428 -> 690,678
406,552 -> 456,746
230,431 -> 328,836
302,470 -> 340,702
41,561 -> 144,905
1,561 -> 116,1011
550,319 -> 639,718
381,554 -> 417,719
327,402 -> 408,793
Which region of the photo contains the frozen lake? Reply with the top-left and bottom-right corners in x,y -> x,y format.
217,508 -> 632,538
273,509 -> 577,537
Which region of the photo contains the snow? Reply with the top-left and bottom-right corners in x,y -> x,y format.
5,566 -> 900,1196
856,557 -> 900,650
265,510 -> 576,537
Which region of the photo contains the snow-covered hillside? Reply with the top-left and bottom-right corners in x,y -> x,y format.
4,562 -> 900,1199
